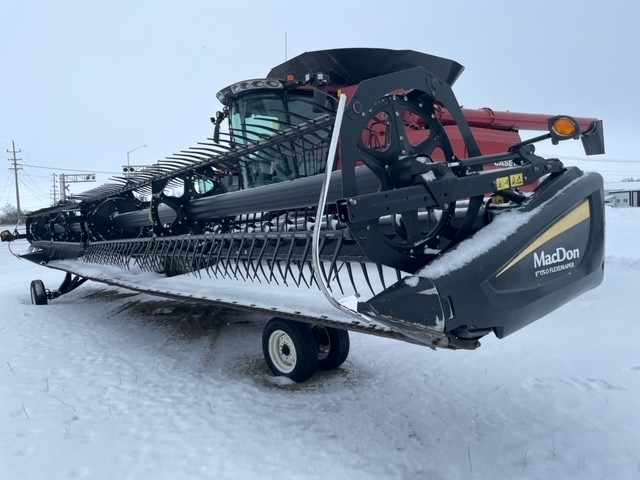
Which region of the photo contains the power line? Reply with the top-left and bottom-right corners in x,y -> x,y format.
22,162 -> 120,175
536,152 -> 640,164
19,173 -> 49,196
18,177 -> 45,200
0,175 -> 12,204
18,171 -> 59,179
15,145 -> 125,176
17,146 -> 140,176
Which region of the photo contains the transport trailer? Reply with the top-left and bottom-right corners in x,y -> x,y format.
2,48 -> 606,382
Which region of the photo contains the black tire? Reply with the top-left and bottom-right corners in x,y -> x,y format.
312,326 -> 350,370
262,318 -> 318,383
30,280 -> 48,305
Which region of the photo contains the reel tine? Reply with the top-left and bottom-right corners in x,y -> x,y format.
232,236 -> 246,281
202,237 -> 214,278
361,263 -> 376,296
297,234 -> 312,287
243,236 -> 259,283
282,235 -> 297,285
268,236 -> 281,285
214,237 -> 226,278
376,262 -> 387,290
327,235 -> 344,295
317,260 -> 331,292
345,261 -> 359,297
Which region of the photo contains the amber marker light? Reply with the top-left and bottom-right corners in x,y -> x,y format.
548,115 -> 581,144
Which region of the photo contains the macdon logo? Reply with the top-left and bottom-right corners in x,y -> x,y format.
533,247 -> 580,268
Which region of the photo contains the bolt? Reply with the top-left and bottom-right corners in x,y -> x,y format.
348,198 -> 357,205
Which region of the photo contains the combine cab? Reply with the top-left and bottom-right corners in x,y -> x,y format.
3,48 -> 605,382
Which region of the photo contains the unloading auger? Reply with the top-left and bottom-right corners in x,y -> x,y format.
2,48 -> 606,382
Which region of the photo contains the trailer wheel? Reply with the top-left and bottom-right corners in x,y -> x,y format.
262,318 -> 318,383
312,326 -> 350,370
30,280 -> 48,305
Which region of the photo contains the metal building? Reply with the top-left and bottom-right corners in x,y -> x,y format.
604,182 -> 640,207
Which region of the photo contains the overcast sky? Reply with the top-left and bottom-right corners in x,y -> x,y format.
1,0 -> 639,210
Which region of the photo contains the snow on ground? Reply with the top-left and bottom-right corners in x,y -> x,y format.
1,207 -> 639,480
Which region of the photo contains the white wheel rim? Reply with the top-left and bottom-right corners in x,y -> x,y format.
268,330 -> 297,374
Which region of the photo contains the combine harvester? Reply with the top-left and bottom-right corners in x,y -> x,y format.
2,49 -> 605,382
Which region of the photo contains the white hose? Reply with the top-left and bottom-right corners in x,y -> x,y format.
311,94 -> 374,323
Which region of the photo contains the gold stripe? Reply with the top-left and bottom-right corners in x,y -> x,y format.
496,200 -> 590,277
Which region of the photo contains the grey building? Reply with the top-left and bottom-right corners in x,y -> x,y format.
604,181 -> 640,207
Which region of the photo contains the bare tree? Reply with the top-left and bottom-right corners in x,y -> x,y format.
0,203 -> 20,224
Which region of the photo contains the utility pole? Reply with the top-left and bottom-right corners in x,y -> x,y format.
7,140 -> 22,217
51,173 -> 58,204
60,173 -> 65,203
